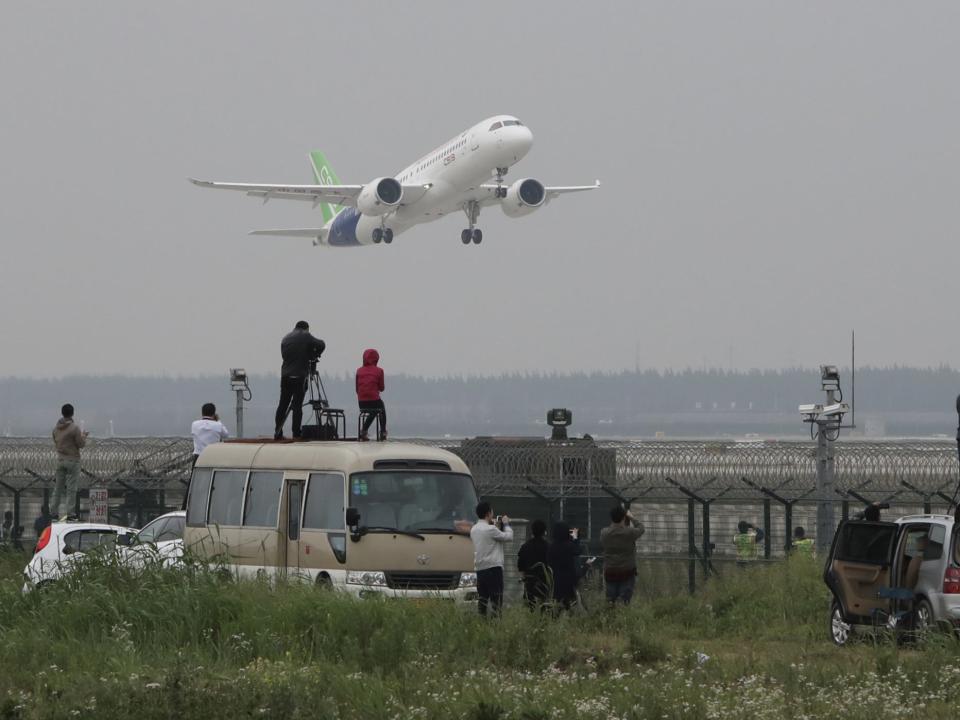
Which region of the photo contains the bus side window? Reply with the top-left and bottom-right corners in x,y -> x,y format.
243,471 -> 284,528
186,468 -> 213,527
208,470 -> 247,526
303,473 -> 345,531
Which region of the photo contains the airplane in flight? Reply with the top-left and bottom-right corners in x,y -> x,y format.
190,115 -> 599,247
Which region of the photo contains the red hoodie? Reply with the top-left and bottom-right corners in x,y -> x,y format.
356,349 -> 384,401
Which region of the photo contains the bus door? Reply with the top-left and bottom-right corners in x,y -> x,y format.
283,476 -> 307,578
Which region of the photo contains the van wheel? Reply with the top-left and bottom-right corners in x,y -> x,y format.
830,600 -> 851,646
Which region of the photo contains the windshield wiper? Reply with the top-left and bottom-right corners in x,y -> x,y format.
361,526 -> 425,541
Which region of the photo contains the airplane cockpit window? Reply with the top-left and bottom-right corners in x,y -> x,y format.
489,121 -> 502,131
502,120 -> 521,127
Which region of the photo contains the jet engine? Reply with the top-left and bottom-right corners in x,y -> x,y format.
357,177 -> 403,216
500,178 -> 546,218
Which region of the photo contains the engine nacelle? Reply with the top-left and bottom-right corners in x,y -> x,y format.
500,178 -> 546,218
357,177 -> 403,216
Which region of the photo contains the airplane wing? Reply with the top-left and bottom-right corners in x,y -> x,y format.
477,180 -> 600,205
189,179 -> 432,208
190,178 -> 362,207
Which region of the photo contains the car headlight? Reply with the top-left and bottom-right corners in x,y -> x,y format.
458,572 -> 477,589
346,570 -> 387,587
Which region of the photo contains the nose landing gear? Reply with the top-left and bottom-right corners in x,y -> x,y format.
494,167 -> 508,199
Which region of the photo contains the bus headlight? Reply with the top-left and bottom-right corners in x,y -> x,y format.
458,572 -> 477,589
346,570 -> 387,587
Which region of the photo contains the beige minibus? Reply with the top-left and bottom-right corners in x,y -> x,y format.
184,441 -> 480,602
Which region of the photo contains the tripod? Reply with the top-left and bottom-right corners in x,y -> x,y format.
304,362 -> 330,429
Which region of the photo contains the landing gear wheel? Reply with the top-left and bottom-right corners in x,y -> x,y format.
830,599 -> 851,646
472,229 -> 482,244
383,228 -> 394,244
461,229 -> 472,244
496,187 -> 507,199
372,228 -> 383,244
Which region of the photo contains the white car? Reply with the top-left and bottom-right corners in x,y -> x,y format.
120,510 -> 185,569
22,511 -> 187,591
23,521 -> 137,591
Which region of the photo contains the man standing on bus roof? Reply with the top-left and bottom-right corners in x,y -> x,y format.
274,321 -> 326,440
470,502 -> 513,617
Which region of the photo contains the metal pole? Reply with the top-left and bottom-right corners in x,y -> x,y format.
702,501 -> 711,580
784,502 -> 793,553
235,388 -> 244,439
687,498 -> 696,595
586,455 -> 592,549
763,498 -> 771,559
815,422 -> 836,556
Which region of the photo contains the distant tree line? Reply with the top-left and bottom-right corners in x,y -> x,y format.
1,366 -> 958,438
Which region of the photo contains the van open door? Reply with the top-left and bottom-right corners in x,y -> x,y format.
826,520 -> 899,621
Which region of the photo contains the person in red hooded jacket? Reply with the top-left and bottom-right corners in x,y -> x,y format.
356,349 -> 387,440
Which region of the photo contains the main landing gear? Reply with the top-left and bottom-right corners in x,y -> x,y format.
461,200 -> 482,244
371,227 -> 394,244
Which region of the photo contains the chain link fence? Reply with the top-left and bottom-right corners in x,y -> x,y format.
2,436 -> 957,591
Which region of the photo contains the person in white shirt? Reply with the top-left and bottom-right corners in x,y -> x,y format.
183,403 -> 229,510
469,501 -> 513,617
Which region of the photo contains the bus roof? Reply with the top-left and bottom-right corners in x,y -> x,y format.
195,440 -> 470,476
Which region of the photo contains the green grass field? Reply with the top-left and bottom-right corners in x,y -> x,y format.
1,549 -> 959,719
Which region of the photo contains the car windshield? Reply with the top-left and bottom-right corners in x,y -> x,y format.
348,471 -> 477,534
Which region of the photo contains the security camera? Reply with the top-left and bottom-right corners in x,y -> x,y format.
822,402 -> 850,418
799,403 -> 822,420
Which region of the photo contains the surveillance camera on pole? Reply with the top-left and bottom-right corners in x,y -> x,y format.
800,365 -> 852,555
230,368 -> 252,439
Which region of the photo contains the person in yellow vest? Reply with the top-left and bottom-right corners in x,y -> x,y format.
733,520 -> 764,566
792,526 -> 815,557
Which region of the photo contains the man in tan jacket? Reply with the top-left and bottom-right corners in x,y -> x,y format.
52,404 -> 88,521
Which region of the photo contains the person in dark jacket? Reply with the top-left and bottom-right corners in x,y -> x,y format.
547,521 -> 581,611
517,519 -> 550,609
356,349 -> 387,441
34,505 -> 52,539
274,321 -> 326,440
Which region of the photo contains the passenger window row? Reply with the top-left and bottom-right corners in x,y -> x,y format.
186,469 -> 345,531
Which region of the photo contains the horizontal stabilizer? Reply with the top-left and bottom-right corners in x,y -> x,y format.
249,228 -> 328,243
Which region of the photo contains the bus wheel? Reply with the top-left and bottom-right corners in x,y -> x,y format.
316,574 -> 333,590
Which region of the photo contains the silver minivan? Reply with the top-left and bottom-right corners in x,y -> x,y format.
824,514 -> 960,645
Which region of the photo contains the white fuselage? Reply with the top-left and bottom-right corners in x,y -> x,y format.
330,115 -> 533,246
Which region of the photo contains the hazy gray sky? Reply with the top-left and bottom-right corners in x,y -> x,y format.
1,2 -> 958,379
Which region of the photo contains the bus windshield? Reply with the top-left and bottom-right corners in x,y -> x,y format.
349,472 -> 477,534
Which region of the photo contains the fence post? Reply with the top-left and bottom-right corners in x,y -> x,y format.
841,500 -> 849,521
784,502 -> 793,553
687,498 -> 696,595
763,498 -> 771,560
702,501 -> 712,580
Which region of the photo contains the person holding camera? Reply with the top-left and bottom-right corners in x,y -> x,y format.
191,403 -> 229,464
517,519 -> 550,609
52,403 -> 88,521
274,321 -> 326,440
734,520 -> 764,566
547,521 -> 582,611
600,505 -> 646,605
470,502 -> 513,617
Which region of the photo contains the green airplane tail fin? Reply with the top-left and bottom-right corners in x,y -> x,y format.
308,151 -> 342,224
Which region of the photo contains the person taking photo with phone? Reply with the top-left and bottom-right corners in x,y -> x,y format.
470,502 -> 513,617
